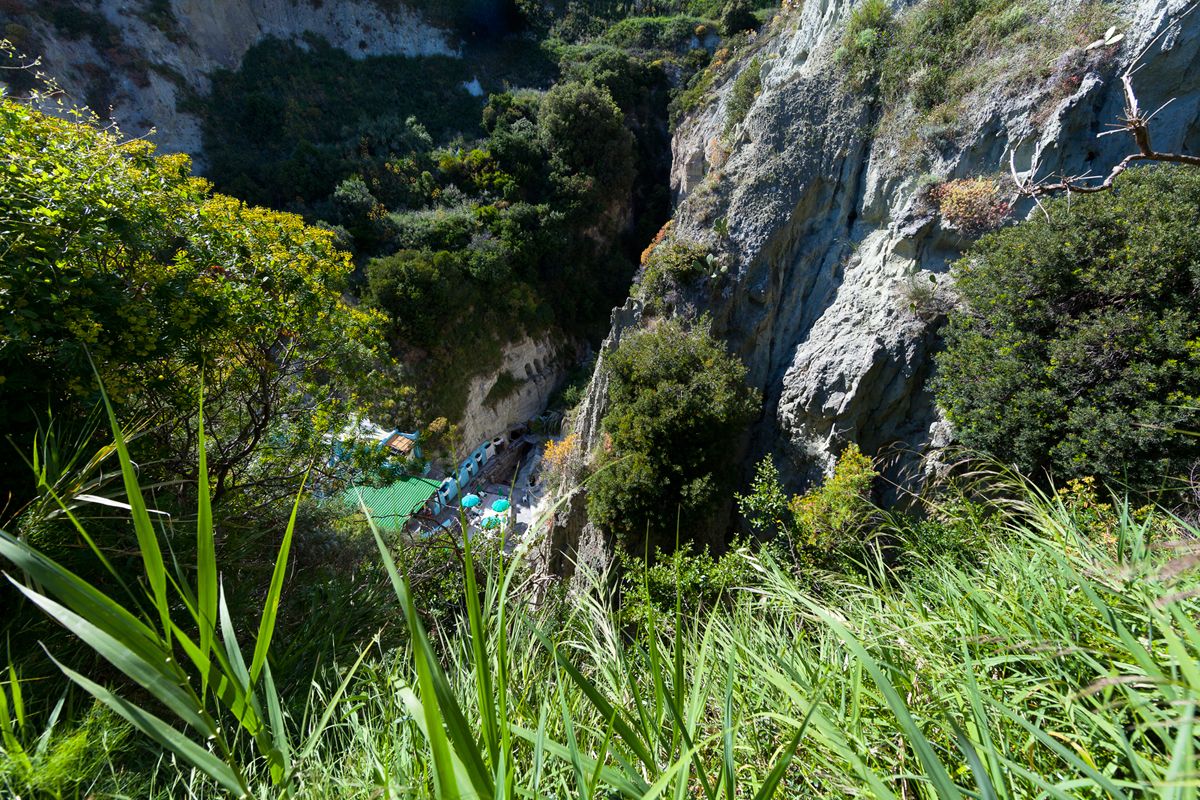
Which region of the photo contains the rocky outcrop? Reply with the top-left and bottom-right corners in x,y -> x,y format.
4,0 -> 456,160
457,336 -> 567,455
574,296 -> 643,453
529,487 -> 613,595
585,0 -> 1200,508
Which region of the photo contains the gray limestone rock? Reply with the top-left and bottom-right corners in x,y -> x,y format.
584,0 -> 1200,513
5,0 -> 456,161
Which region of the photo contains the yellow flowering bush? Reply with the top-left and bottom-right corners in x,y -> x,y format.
0,96 -> 387,502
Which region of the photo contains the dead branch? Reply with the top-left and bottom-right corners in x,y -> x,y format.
1011,3 -> 1200,199
1012,75 -> 1200,198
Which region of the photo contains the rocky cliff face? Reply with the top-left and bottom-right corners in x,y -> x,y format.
5,0 -> 455,160
457,336 -> 568,455
580,0 -> 1200,507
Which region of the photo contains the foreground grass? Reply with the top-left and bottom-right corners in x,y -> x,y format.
2,425 -> 1199,797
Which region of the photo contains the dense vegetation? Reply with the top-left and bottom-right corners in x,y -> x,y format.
192,33 -> 660,427
4,1 -> 1200,797
0,97 -> 385,511
3,411 -> 1200,797
935,166 -> 1200,491
185,0 -> 776,428
837,0 -> 1116,153
194,37 -> 488,212
587,319 -> 758,555
354,78 -> 643,420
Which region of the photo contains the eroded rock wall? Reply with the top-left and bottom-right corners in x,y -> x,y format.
587,0 -> 1200,508
6,0 -> 456,160
458,336 -> 568,455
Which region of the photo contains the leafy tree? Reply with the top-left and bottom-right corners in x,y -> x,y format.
539,80 -> 636,210
0,97 -> 385,507
787,444 -> 876,570
364,250 -> 461,350
736,456 -> 790,534
738,446 -> 878,573
934,165 -> 1200,491
562,46 -> 659,114
588,318 -> 757,554
719,0 -> 759,34
333,174 -> 392,249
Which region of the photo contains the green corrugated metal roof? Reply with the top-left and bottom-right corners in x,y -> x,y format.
341,475 -> 441,530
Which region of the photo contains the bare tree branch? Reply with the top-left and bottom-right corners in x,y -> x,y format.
1011,3 -> 1200,199
1013,76 -> 1200,198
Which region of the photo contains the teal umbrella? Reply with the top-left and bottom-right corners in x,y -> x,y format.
491,499 -> 511,512
461,494 -> 481,508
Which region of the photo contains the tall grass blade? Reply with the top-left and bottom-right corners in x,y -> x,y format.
587,711 -> 619,798
369,514 -> 491,799
750,691 -> 822,800
262,661 -> 291,784
8,579 -> 212,735
1163,701 -> 1195,800
249,471 -> 307,686
987,699 -> 1131,798
0,675 -> 31,776
297,637 -> 375,762
51,656 -> 248,797
722,653 -> 735,800
534,627 -> 656,770
96,374 -> 171,640
950,719 -> 999,800
557,675 -> 589,800
808,604 -> 963,799
195,389 -> 218,699
510,725 -> 647,798
532,703 -> 548,799
459,511 -> 499,769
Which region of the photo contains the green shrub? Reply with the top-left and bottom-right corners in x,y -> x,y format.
934,165 -> 1200,492
484,371 -> 522,408
670,57 -> 719,121
0,96 -> 385,508
723,56 -> 761,136
887,0 -> 1113,110
539,80 -> 636,206
888,494 -> 1003,569
718,0 -> 760,34
742,445 -> 880,572
736,455 -> 791,535
930,175 -> 1011,233
836,0 -> 895,87
587,318 -> 758,554
561,45 -> 664,113
601,15 -> 705,51
638,237 -> 709,298
619,543 -> 758,626
839,0 -> 1112,132
877,0 -> 985,108
548,362 -> 594,411
365,250 -> 459,350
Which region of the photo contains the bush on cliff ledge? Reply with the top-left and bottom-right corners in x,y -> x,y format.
934,165 -> 1200,492
588,318 -> 758,555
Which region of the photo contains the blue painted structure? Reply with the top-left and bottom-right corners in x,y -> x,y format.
429,438 -> 504,515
